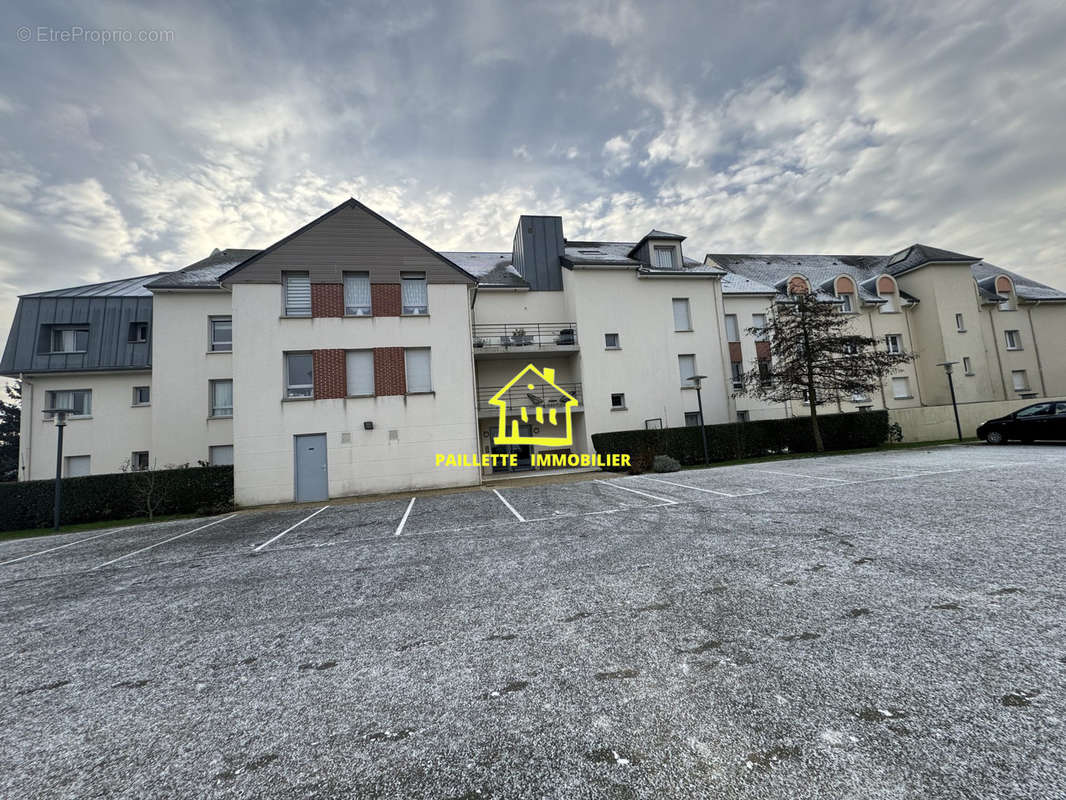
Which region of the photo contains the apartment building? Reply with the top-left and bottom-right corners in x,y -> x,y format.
4,197 -> 1064,505
709,246 -> 1066,420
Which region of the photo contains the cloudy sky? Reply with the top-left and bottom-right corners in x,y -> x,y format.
2,0 -> 1066,346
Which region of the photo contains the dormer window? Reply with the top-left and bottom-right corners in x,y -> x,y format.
877,275 -> 898,313
834,275 -> 857,313
653,245 -> 678,269
995,275 -> 1016,311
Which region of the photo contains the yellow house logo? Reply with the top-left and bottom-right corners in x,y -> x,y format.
490,364 -> 576,447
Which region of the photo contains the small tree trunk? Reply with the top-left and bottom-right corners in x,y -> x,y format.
807,385 -> 824,452
799,299 -> 825,453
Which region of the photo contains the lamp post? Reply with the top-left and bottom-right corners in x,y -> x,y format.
688,374 -> 710,464
42,407 -> 74,530
936,361 -> 963,442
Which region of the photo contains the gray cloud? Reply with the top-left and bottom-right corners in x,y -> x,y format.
2,0 -> 1066,351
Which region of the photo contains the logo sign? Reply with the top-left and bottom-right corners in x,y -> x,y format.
490,364 -> 576,447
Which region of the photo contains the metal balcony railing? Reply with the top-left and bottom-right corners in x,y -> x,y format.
472,322 -> 578,352
477,382 -> 583,415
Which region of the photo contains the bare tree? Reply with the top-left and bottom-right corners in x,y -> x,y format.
736,291 -> 915,452
121,457 -> 169,520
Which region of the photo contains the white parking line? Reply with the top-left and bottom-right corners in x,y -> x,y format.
394,497 -> 416,536
0,526 -> 137,567
595,479 -> 677,505
492,489 -> 526,522
637,475 -> 750,498
745,467 -> 848,482
94,515 -> 237,569
253,505 -> 330,552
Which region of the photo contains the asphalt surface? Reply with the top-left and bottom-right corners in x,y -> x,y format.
2,444 -> 1064,799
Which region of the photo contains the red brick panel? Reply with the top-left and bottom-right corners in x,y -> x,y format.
754,341 -> 771,360
877,276 -> 895,294
313,349 -> 347,399
371,283 -> 401,316
728,342 -> 742,362
311,283 -> 344,318
374,347 -> 406,396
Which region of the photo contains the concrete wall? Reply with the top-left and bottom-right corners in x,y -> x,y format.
19,370 -> 152,480
1029,303 -> 1066,395
889,396 -> 1066,443
151,291 -> 234,466
230,282 -> 480,506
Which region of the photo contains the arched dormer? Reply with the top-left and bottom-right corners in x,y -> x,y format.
995,274 -> 1017,311
786,274 -> 811,295
834,275 -> 857,313
876,274 -> 900,313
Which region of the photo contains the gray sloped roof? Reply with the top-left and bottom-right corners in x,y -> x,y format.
563,241 -> 707,271
22,272 -> 168,298
720,271 -> 778,295
880,243 -> 981,276
146,248 -> 262,290
971,261 -> 1066,302
438,252 -> 528,288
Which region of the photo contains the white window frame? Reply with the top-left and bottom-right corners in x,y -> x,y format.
404,347 -> 433,393
757,359 -> 773,386
209,316 -> 232,352
1004,329 -> 1022,350
343,271 -> 372,316
672,298 -> 692,332
880,292 -> 898,313
730,361 -> 744,390
401,272 -> 429,315
684,411 -> 702,427
752,313 -> 768,340
131,451 -> 150,472
209,379 -> 234,417
282,271 -> 312,317
891,376 -> 911,399
284,352 -> 313,399
45,389 -> 91,418
64,455 -> 91,477
885,334 -> 902,354
1011,369 -> 1029,392
962,356 -> 973,375
653,245 -> 678,269
128,321 -> 149,343
345,349 -> 375,397
724,313 -> 740,342
50,327 -> 89,354
610,392 -> 626,409
132,386 -> 150,406
678,354 -> 697,388
838,293 -> 854,313
208,445 -> 234,466
955,313 -> 965,332
604,332 -> 620,350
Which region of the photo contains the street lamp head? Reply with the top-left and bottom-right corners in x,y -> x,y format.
42,407 -> 75,426
935,360 -> 958,375
688,374 -> 708,388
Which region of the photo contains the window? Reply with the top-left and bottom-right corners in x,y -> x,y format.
838,293 -> 854,313
758,359 -> 772,386
401,272 -> 429,315
405,348 -> 432,393
346,350 -> 375,396
283,271 -> 311,316
880,292 -> 898,313
1004,329 -> 1022,350
1011,369 -> 1029,392
45,389 -> 91,418
64,455 -> 90,477
210,317 -> 232,352
344,272 -> 372,316
132,386 -> 150,406
684,411 -> 702,427
210,379 -> 233,417
851,392 -> 870,403
891,376 -> 912,399
724,314 -> 739,342
131,451 -> 150,472
1055,402 -> 1066,416
209,445 -> 234,466
963,356 -> 973,375
128,322 -> 148,343
885,334 -> 902,354
730,361 -> 744,389
999,293 -> 1016,312
50,327 -> 89,353
736,410 -> 750,423
610,393 -> 626,409
604,333 -> 620,349
654,245 -> 677,269
955,313 -> 965,332
1016,403 -> 1051,417
752,313 -> 768,340
678,354 -> 697,388
672,298 -> 692,331
842,339 -> 859,355
285,353 -> 313,398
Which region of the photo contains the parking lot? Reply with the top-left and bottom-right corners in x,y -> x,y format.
2,444 -> 1065,798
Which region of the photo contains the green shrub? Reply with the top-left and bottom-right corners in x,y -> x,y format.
652,455 -> 681,473
593,411 -> 889,472
0,465 -> 234,532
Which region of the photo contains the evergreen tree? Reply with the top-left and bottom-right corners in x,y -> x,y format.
0,381 -> 20,481
736,292 -> 914,451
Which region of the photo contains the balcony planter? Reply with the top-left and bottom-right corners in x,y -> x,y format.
555,328 -> 576,345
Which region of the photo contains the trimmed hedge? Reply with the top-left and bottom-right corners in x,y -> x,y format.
0,465 -> 234,532
592,411 -> 889,473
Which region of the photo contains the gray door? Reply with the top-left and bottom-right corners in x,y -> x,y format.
294,434 -> 328,502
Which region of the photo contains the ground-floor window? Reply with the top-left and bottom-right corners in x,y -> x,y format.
130,451 -> 150,471
64,455 -> 90,477
209,445 -> 234,466
1012,369 -> 1029,392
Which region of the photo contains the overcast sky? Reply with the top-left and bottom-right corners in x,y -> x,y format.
2,0 -> 1066,347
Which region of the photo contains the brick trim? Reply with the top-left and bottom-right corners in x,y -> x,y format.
313,349 -> 346,399
373,347 -> 406,396
371,284 -> 401,316
311,283 -> 344,318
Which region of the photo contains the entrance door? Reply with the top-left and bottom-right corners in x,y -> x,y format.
294,434 -> 328,502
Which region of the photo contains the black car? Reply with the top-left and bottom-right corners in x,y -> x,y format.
977,401 -> 1066,444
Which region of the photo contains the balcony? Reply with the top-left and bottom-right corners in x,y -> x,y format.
477,381 -> 583,418
472,322 -> 578,358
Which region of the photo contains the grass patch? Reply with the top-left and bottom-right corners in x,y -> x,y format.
678,438 -> 981,471
0,513 -> 199,543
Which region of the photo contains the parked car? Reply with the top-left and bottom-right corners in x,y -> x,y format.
977,401 -> 1066,444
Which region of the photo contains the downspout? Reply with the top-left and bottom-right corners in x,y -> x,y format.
987,306 -> 1008,399
18,372 -> 32,481
1025,302 -> 1047,397
710,278 -> 734,422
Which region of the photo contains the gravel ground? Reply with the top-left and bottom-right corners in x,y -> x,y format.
1,444 -> 1064,799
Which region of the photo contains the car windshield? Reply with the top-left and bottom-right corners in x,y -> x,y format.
1016,403 -> 1052,417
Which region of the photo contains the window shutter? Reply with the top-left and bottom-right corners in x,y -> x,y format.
284,273 -> 311,316
405,348 -> 432,392
346,350 -> 375,396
